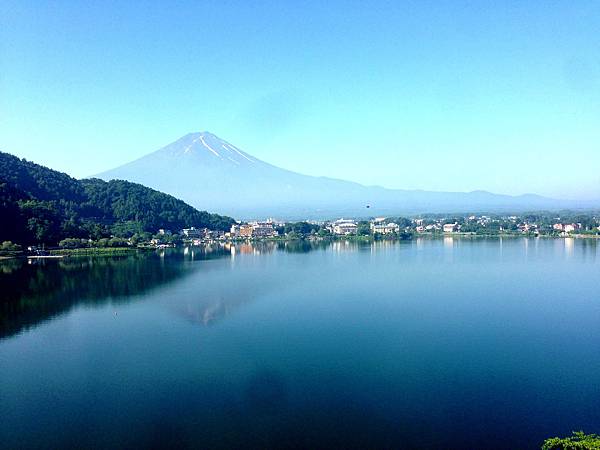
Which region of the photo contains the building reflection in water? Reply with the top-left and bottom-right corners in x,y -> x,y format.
579,238 -> 597,262
564,237 -> 574,259
5,236 -> 597,335
443,236 -> 454,249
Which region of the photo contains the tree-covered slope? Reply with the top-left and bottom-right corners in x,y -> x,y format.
0,152 -> 86,203
81,178 -> 235,233
0,151 -> 235,245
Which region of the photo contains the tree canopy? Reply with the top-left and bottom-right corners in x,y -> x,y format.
542,431 -> 600,450
0,151 -> 235,245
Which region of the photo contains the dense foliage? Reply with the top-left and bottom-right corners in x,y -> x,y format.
542,431 -> 600,450
283,221 -> 320,235
412,212 -> 599,235
0,152 -> 235,245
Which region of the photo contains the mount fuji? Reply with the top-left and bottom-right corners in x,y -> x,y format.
95,132 -> 571,219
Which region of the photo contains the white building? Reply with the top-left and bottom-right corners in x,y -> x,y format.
332,219 -> 358,235
249,221 -> 278,238
230,224 -> 254,237
371,221 -> 400,234
208,230 -> 225,240
231,221 -> 278,238
443,223 -> 459,233
182,227 -> 205,238
553,223 -> 579,233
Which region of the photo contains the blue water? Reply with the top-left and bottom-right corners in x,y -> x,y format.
1,238 -> 599,449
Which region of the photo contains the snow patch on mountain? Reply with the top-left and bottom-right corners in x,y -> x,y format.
94,131 -> 571,219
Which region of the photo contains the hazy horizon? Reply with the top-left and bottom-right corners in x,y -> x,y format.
90,130 -> 584,202
2,1 -> 600,200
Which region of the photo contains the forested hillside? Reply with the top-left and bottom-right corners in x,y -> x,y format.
0,152 -> 235,245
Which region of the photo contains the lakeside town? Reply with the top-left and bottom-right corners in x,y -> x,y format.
142,212 -> 600,247
4,212 -> 598,258
182,213 -> 600,241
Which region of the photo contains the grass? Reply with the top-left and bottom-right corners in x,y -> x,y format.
48,247 -> 140,256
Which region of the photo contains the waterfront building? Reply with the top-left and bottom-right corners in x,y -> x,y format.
332,219 -> 358,235
250,221 -> 278,238
182,227 -> 205,238
371,221 -> 400,234
443,223 -> 459,233
240,224 -> 254,237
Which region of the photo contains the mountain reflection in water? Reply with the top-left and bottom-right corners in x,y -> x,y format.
1,250 -> 192,339
0,240 -> 338,339
1,237 -> 599,449
3,237 -> 595,341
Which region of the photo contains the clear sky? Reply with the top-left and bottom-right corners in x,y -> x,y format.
1,1 -> 599,200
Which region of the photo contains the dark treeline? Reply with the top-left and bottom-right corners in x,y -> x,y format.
0,152 -> 235,245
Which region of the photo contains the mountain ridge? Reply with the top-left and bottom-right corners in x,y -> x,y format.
0,151 -> 235,245
95,131 -> 579,219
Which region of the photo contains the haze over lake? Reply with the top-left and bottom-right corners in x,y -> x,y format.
1,238 -> 599,449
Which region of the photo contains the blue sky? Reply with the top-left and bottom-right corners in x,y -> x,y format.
1,1 -> 599,199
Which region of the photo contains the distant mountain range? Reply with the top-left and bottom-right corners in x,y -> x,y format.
96,132 -> 583,219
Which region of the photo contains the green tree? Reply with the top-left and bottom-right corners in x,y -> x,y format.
542,431 -> 600,450
96,238 -> 111,247
0,151 -> 236,246
130,232 -> 152,245
316,228 -> 331,237
388,217 -> 412,228
356,221 -> 371,236
1,241 -> 22,252
284,222 -> 319,236
59,238 -> 88,249
163,233 -> 183,245
108,237 -> 129,247
20,200 -> 62,244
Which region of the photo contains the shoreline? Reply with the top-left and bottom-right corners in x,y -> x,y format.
2,233 -> 597,261
414,232 -> 600,239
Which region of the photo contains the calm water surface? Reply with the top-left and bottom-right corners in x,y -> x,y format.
1,238 -> 599,449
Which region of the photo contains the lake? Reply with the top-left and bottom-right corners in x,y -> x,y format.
1,238 -> 599,449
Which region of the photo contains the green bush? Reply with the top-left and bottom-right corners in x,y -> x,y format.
108,237 -> 129,248
58,238 -> 88,249
542,431 -> 600,450
1,241 -> 22,252
96,238 -> 111,247
356,221 -> 371,236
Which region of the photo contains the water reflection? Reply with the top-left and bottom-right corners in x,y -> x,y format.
0,241 -> 329,338
564,237 -> 575,258
2,237 -> 599,450
443,236 -> 454,249
0,250 -> 201,339
2,237 -> 597,339
580,237 -> 598,261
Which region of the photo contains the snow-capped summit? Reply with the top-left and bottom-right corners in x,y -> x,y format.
95,132 -> 565,219
156,132 -> 257,166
